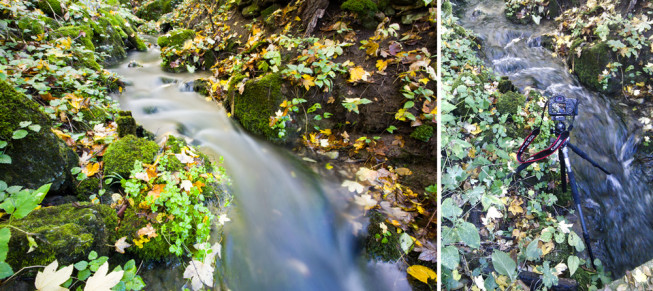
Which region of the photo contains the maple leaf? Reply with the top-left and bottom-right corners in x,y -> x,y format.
217,214 -> 231,225
355,167 -> 378,183
83,262 -> 124,291
133,171 -> 149,182
114,237 -> 131,254
481,206 -> 503,226
175,152 -> 194,164
347,66 -> 371,83
184,259 -> 214,291
376,59 -> 389,73
137,223 -> 158,239
354,194 -> 377,211
35,260 -> 74,291
82,162 -> 100,177
180,180 -> 193,192
508,198 -> 523,215
301,74 -> 315,90
342,180 -> 365,193
360,40 -> 380,56
558,220 -> 573,233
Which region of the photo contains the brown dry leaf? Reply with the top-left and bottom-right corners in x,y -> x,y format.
147,184 -> 165,200
396,167 -> 412,176
114,237 -> 131,254
137,223 -> 158,239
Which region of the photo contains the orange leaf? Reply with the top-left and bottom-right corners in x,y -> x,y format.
83,162 -> 100,177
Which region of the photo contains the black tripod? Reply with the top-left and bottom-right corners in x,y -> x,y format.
513,117 -> 611,270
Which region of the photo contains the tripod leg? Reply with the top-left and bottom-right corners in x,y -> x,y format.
562,146 -> 597,269
567,143 -> 611,175
559,148 -> 567,193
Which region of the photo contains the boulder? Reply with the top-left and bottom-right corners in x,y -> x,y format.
103,135 -> 159,178
233,73 -> 286,142
3,203 -> 118,270
571,41 -> 620,94
0,80 -> 78,194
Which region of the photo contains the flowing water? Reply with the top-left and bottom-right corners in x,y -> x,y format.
110,41 -> 409,290
458,0 -> 651,277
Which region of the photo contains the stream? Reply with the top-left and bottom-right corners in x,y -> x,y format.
458,0 -> 652,277
110,39 -> 409,290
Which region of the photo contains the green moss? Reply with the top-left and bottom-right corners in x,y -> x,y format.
17,17 -> 45,38
496,91 -> 526,116
572,41 -> 617,93
261,4 -> 281,19
164,135 -> 186,153
79,105 -> 108,130
92,16 -> 127,64
234,73 -> 285,142
75,177 -> 101,200
135,0 -> 174,21
410,124 -> 434,142
3,203 -> 118,269
341,0 -> 378,15
116,111 -> 137,138
497,76 -> 516,93
37,0 -> 64,18
241,3 -> 261,18
0,80 -> 78,192
193,78 -> 210,96
103,135 -> 159,177
51,25 -> 94,51
117,210 -> 171,260
442,0 -> 453,16
157,29 -> 195,49
365,211 -> 401,261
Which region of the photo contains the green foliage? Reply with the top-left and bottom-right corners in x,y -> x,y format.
157,29 -> 196,49
496,91 -> 526,116
119,143 -> 224,259
341,0 -> 378,16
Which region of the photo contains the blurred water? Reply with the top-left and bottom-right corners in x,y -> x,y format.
110,44 -> 410,290
458,0 -> 650,277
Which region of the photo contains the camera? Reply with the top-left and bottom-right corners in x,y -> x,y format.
548,95 -> 578,117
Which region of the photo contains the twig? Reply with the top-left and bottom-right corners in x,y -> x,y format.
1,265 -> 46,285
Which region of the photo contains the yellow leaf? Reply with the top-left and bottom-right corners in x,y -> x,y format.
348,66 -> 370,83
396,167 -> 412,176
508,198 -> 523,215
407,265 -> 436,284
376,59 -> 389,72
470,123 -> 482,135
361,40 -> 380,56
468,147 -> 476,158
301,74 -> 315,90
325,163 -> 333,170
83,162 -> 100,177
540,241 -> 555,256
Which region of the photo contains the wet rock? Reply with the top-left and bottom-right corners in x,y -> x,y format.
571,41 -> 620,94
128,60 -> 143,67
498,76 -> 517,93
233,73 -> 286,143
116,111 -> 137,138
242,3 -> 261,18
0,80 -> 78,194
2,203 -> 118,270
103,135 -> 159,178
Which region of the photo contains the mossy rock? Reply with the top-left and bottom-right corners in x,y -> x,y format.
261,4 -> 281,19
0,80 -> 78,193
341,0 -> 378,15
572,41 -> 619,93
75,177 -> 101,201
97,9 -> 147,52
496,91 -> 526,116
135,0 -> 175,21
17,17 -> 45,38
192,78 -> 210,96
51,25 -> 94,51
78,105 -> 108,130
36,0 -> 64,18
365,211 -> 401,261
233,73 -> 285,142
103,135 -> 159,178
3,203 -> 118,270
497,76 -> 516,93
410,124 -> 434,142
241,3 -> 261,18
157,29 -> 195,49
116,111 -> 137,138
91,17 -> 128,64
117,209 -> 171,260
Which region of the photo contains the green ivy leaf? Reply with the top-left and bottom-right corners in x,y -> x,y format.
0,261 -> 12,279
568,232 -> 585,252
11,130 -> 28,139
399,233 -> 413,254
458,221 -> 480,249
441,246 -> 460,270
28,124 -> 41,132
18,121 -> 31,128
526,238 -> 542,261
442,198 -> 462,221
0,228 -> 10,261
492,250 -> 517,281
88,250 -> 98,260
0,154 -> 10,164
568,255 -> 580,276
74,260 -> 88,271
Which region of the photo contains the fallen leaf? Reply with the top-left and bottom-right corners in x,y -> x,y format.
35,260 -> 73,291
396,167 -> 412,176
407,265 -> 436,284
83,262 -> 124,291
508,198 -> 523,215
183,259 -> 214,291
348,66 -> 371,83
558,220 -> 573,234
342,180 -> 365,193
356,167 -> 378,183
175,152 -> 194,164
137,223 -> 158,239
114,237 -> 131,254
218,214 -> 230,225
354,194 -> 377,210
415,241 -> 436,263
82,163 -> 100,177
180,180 -> 193,192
